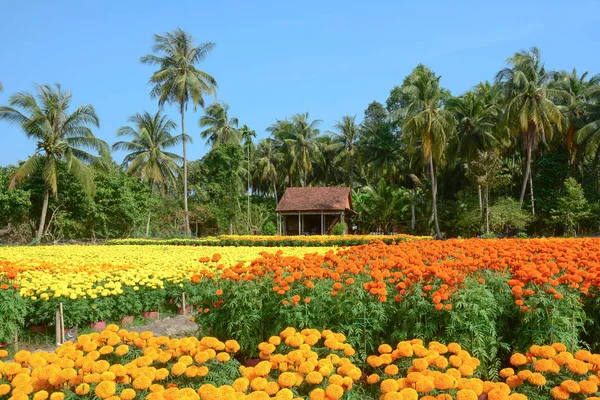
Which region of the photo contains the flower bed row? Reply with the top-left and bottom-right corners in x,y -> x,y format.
4,325 -> 598,400
106,234 -> 426,247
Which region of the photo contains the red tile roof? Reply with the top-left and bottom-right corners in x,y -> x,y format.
276,187 -> 354,212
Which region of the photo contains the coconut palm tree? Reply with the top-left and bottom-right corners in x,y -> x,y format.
112,111 -> 184,237
268,113 -> 323,187
403,64 -> 456,239
199,102 -> 239,149
328,115 -> 361,187
140,28 -> 217,236
577,80 -> 600,162
358,118 -> 401,184
255,138 -> 279,203
0,84 -> 107,241
495,47 -> 564,209
238,124 -> 256,231
549,69 -> 600,164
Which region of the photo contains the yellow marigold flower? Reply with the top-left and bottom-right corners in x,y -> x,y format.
120,388 -> 136,400
233,377 -> 249,392
567,359 -> 588,374
132,375 -> 152,390
251,377 -> 268,391
580,380 -> 598,395
560,379 -> 580,394
306,371 -> 324,384
278,372 -> 296,388
509,353 -> 527,367
325,384 -> 344,399
75,384 -> 91,396
275,388 -> 293,400
508,394 -> 527,400
487,388 -> 509,400
538,346 -> 557,358
49,393 -> 64,400
309,388 -> 325,400
499,368 -> 514,378
33,391 -> 49,400
384,364 -> 399,376
399,387 -> 418,400
198,366 -> 209,377
171,362 -> 187,376
380,378 -> 399,393
551,386 -> 570,400
505,375 -> 522,389
456,389 -> 478,400
415,376 -> 435,393
216,352 -> 231,362
367,374 -> 380,385
367,356 -> 384,368
412,358 -> 428,371
265,381 -> 279,395
528,373 -> 547,386
434,374 -> 456,390
379,344 -> 393,354
95,381 -> 117,399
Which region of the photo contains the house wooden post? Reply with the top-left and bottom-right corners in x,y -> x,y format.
320,212 -> 324,235
298,214 -> 301,236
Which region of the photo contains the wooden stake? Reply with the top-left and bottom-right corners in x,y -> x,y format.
14,329 -> 18,351
182,292 -> 187,316
56,311 -> 61,345
59,302 -> 65,343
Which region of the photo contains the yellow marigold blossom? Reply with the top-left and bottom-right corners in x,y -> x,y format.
528,373 -> 547,386
551,386 -> 571,400
95,381 -> 117,399
120,388 -> 136,400
278,372 -> 296,388
325,384 -> 344,399
367,374 -> 380,385
509,353 -> 527,367
456,389 -> 478,400
580,379 -> 598,394
560,379 -> 580,394
399,387 -> 419,400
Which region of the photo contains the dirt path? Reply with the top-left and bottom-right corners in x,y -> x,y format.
15,315 -> 197,356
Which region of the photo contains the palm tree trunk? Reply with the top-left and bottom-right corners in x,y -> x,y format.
36,185 -> 50,242
485,185 -> 490,235
429,152 -> 442,239
247,143 -> 251,233
529,172 -> 535,216
519,140 -> 533,208
145,211 -> 151,238
181,103 -> 190,236
478,185 -> 483,213
411,195 -> 416,232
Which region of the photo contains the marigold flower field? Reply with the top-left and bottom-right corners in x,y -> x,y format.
2,237 -> 600,399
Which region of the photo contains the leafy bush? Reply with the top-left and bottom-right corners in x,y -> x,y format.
262,221 -> 277,235
332,222 -> 347,235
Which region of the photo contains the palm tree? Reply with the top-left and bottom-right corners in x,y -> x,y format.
447,86 -> 501,210
358,119 -> 401,183
268,113 -> 323,187
577,80 -> 600,162
140,28 -> 217,236
328,115 -> 361,187
199,102 -> 239,149
255,138 -> 279,203
403,65 -> 456,239
0,84 -> 107,241
549,69 -> 600,164
495,47 -> 564,209
238,125 -> 256,231
0,81 -> 3,93
112,111 -> 184,237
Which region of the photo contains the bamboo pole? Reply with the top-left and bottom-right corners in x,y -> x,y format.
55,311 -> 61,345
59,303 -> 65,343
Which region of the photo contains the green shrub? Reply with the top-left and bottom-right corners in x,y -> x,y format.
332,222 -> 347,236
262,221 -> 277,236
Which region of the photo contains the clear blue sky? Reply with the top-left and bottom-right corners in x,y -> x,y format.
1,0 -> 599,166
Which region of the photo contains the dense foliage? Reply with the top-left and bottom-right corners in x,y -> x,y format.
2,41 -> 600,242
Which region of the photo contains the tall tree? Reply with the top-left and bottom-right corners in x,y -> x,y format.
403,65 -> 456,238
268,113 -> 323,187
0,84 -> 107,241
495,47 -> 564,209
140,28 -> 217,236
577,80 -> 600,162
238,124 -> 256,231
328,115 -> 361,187
550,69 -> 600,164
112,111 -> 184,237
199,102 -> 239,149
254,138 -> 279,203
